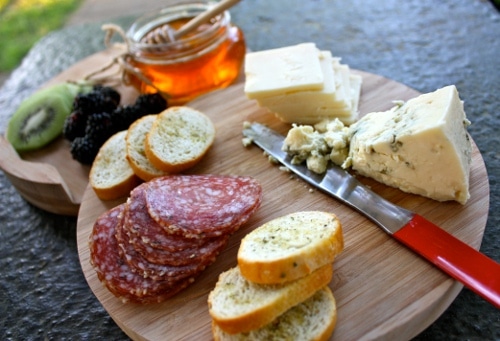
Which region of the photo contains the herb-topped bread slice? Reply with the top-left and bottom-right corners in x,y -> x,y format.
237,211 -> 344,284
144,106 -> 215,173
90,130 -> 139,200
208,264 -> 333,335
126,114 -> 169,181
211,286 -> 337,341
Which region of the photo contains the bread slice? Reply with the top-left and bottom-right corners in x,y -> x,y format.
212,286 -> 337,341
126,115 -> 169,181
144,106 -> 216,173
208,264 -> 333,335
90,130 -> 139,200
237,211 -> 343,284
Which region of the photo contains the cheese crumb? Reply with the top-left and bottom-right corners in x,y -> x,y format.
282,118 -> 350,174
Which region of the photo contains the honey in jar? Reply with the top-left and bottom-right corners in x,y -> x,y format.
126,1 -> 246,105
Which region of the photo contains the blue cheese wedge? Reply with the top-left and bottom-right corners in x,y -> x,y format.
347,85 -> 472,204
244,43 -> 362,125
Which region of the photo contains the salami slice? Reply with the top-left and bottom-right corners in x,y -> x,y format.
116,208 -> 215,281
145,175 -> 262,238
88,174 -> 262,303
123,184 -> 217,251
89,205 -> 194,304
123,185 -> 229,266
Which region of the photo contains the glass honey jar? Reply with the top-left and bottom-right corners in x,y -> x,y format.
126,1 -> 246,105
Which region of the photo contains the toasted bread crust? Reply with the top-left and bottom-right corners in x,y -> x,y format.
208,264 -> 333,335
237,211 -> 344,284
92,176 -> 139,201
90,131 -> 140,200
144,106 -> 215,173
125,115 -> 168,181
211,287 -> 337,341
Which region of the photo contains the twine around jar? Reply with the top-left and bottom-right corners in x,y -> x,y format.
83,24 -> 171,100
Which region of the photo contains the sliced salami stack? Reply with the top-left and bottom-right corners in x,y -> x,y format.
89,174 -> 262,304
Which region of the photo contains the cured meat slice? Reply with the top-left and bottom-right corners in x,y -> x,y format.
115,210 -> 215,281
123,184 -> 219,251
123,185 -> 229,266
88,174 -> 263,303
89,205 -> 193,304
145,175 -> 262,238
129,233 -> 228,266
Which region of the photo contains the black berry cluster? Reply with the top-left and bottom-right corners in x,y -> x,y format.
63,85 -> 168,164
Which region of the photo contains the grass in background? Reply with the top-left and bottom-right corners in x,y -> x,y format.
0,0 -> 82,72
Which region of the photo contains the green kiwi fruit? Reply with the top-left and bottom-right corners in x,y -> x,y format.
6,82 -> 92,152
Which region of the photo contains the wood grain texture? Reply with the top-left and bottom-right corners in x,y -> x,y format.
77,73 -> 489,340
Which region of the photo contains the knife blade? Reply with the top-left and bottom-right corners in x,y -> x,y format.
243,122 -> 500,308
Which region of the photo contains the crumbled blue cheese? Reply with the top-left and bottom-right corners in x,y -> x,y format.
282,118 -> 350,174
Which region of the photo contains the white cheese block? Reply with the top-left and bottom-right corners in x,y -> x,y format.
347,85 -> 472,204
255,56 -> 362,124
244,43 -> 362,125
244,43 -> 325,99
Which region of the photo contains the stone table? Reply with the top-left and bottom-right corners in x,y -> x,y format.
0,0 -> 498,339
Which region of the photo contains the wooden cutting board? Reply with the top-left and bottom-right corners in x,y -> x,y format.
76,66 -> 489,340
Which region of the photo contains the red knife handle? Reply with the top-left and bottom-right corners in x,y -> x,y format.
393,214 -> 500,308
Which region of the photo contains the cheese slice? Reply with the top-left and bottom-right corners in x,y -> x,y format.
244,43 -> 362,125
244,43 -> 325,99
255,52 -> 361,124
346,85 -> 472,204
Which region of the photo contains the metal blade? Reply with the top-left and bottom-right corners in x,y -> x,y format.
243,122 -> 413,234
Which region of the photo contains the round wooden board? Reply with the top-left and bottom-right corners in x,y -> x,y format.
77,73 -> 490,340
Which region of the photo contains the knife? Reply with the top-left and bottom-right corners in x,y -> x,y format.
243,122 -> 500,308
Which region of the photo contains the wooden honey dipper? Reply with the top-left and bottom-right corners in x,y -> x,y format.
141,0 -> 241,44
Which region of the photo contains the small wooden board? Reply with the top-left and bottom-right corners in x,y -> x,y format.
0,49 -> 138,216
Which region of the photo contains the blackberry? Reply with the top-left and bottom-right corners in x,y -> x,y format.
70,136 -> 100,165
93,85 -> 121,105
73,85 -> 120,114
85,112 -> 117,145
111,105 -> 144,131
63,109 -> 88,141
134,93 -> 168,114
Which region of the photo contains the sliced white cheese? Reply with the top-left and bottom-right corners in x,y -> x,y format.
244,43 -> 324,99
347,85 -> 472,204
255,52 -> 361,125
244,43 -> 362,125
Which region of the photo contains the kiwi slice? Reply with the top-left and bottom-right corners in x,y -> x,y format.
6,82 -> 91,152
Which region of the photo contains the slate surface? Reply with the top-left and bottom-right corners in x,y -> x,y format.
0,0 -> 498,339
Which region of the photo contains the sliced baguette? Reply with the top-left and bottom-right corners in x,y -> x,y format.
212,286 -> 337,341
90,130 -> 139,200
145,106 -> 216,173
126,115 -> 169,181
237,211 -> 344,284
208,264 -> 333,335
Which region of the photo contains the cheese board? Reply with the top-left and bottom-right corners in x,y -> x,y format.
71,62 -> 489,340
